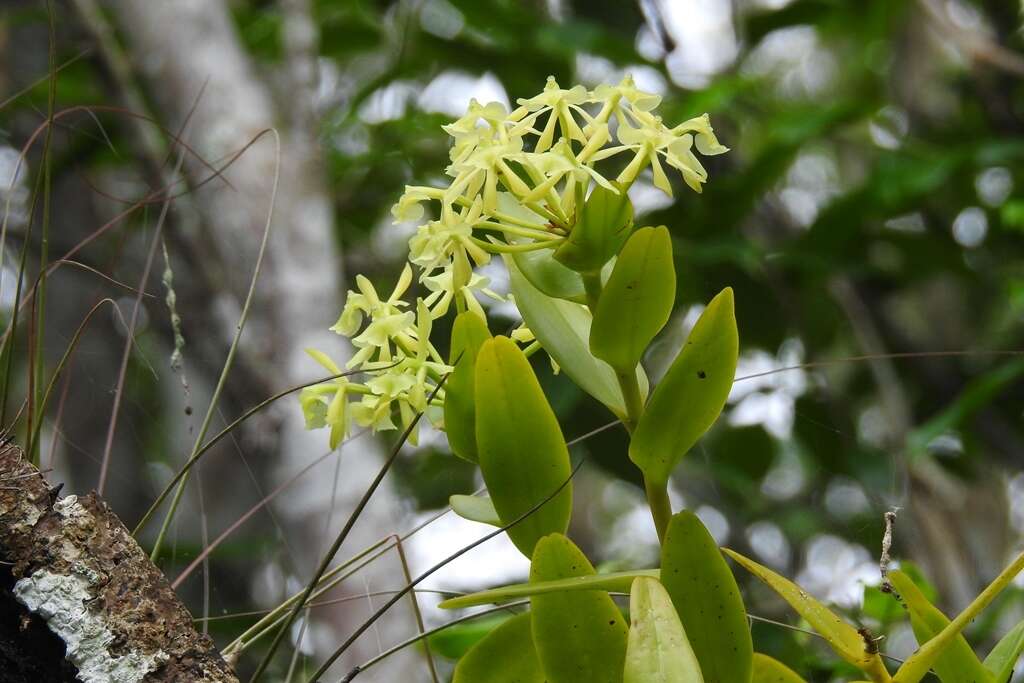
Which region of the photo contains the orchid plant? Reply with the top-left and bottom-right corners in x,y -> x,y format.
300,77 -> 1024,683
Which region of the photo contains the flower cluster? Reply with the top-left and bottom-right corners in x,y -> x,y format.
301,75 -> 728,447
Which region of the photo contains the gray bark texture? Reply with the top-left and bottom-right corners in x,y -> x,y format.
95,0 -> 415,677
0,443 -> 239,682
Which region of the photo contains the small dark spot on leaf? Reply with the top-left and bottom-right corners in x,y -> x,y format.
697,370 -> 707,379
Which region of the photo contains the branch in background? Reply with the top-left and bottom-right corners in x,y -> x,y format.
919,0 -> 1024,78
0,444 -> 238,682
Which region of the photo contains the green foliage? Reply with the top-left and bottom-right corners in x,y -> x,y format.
983,619 -> 1024,683
661,512 -> 752,683
630,288 -> 738,485
449,494 -> 501,527
888,570 -> 991,683
892,551 -> 1024,683
529,534 -> 629,683
444,311 -> 492,462
554,183 -> 634,273
505,254 -> 648,420
751,653 -> 807,683
591,226 -> 676,375
474,336 -> 573,557
625,576 -> 704,683
429,614 -> 510,660
452,612 -> 545,683
439,569 -> 656,610
724,548 -> 887,675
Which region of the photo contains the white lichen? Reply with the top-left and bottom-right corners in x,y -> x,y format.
53,494 -> 87,520
13,510 -> 168,683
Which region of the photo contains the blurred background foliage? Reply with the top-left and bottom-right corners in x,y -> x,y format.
3,0 -> 1024,680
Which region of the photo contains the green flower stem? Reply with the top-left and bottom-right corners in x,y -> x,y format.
523,198 -> 563,227
582,271 -> 603,312
444,188 -> 549,233
475,221 -> 559,241
474,205 -> 548,232
544,186 -> 571,225
644,477 -> 672,544
615,369 -> 644,432
471,236 -> 560,253
521,340 -> 542,358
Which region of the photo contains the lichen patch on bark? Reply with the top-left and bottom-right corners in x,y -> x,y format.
0,445 -> 238,682
15,569 -> 168,683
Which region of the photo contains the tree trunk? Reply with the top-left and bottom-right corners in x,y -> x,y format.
0,443 -> 238,682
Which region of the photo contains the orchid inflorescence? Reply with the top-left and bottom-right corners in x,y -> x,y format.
301,75 -> 728,448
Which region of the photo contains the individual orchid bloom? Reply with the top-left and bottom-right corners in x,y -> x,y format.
672,113 -> 730,156
592,111 -> 715,195
519,138 -> 617,214
331,264 -> 413,337
348,310 -> 415,367
332,265 -> 419,369
422,268 -> 500,320
443,99 -> 511,163
443,99 -> 509,141
443,134 -> 527,213
408,198 -> 492,277
511,76 -> 590,152
300,348 -> 354,448
599,74 -> 663,111
350,372 -> 416,432
587,74 -> 663,134
398,300 -> 452,411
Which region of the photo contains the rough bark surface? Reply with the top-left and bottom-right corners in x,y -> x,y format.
0,444 -> 238,683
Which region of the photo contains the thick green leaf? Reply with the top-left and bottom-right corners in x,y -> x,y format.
554,183 -> 634,273
984,619 -> 1024,683
625,576 -> 704,683
511,245 -> 617,304
661,512 -> 752,683
530,534 -> 629,683
751,653 -> 807,683
513,242 -> 588,303
894,550 -> 1024,683
505,254 -> 648,419
474,336 -> 573,557
439,569 -> 658,610
450,494 -> 501,527
630,287 -> 738,485
888,570 -> 992,683
430,614 -> 509,660
591,226 -> 676,374
453,612 -> 545,683
444,311 -> 493,462
724,548 -> 889,676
